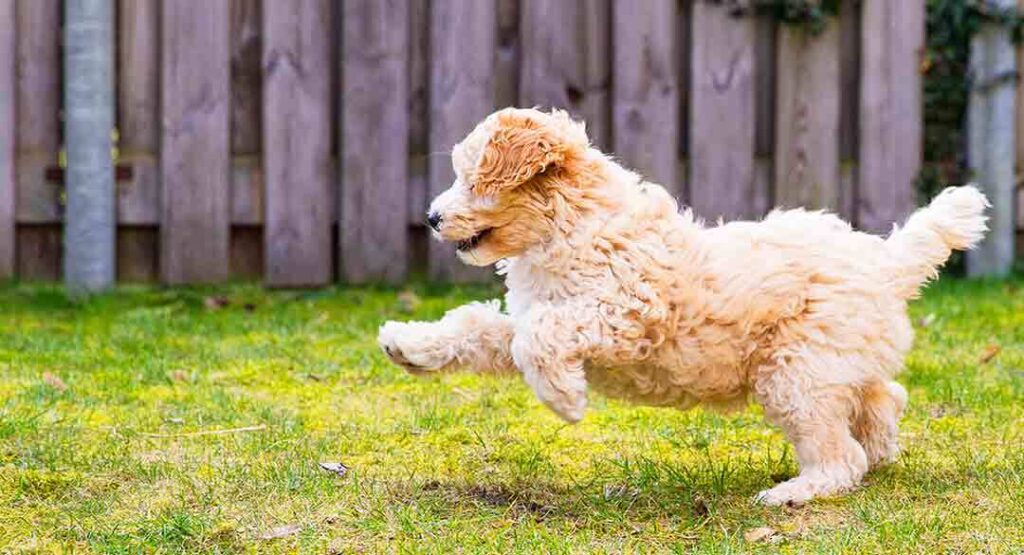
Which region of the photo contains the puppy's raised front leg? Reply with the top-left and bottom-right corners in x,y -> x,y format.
378,300 -> 515,375
512,305 -> 593,423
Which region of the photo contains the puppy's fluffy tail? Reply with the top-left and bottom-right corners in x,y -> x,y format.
885,185 -> 989,299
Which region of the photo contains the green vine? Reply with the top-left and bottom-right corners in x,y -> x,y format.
712,0 -> 1024,38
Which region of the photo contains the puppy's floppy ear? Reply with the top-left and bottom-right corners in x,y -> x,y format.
471,109 -> 587,196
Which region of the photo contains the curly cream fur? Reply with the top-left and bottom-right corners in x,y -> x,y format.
379,108 -> 989,505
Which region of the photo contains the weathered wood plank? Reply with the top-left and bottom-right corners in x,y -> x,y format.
262,0 -> 333,287
520,0 -> 610,148
966,0 -> 1015,275
612,0 -> 678,192
116,226 -> 158,282
689,1 -> 757,221
858,0 -> 922,233
0,0 -> 14,278
16,225 -> 61,281
428,0 -> 496,282
341,0 -> 409,284
15,0 -> 62,225
774,19 -> 842,210
117,0 -> 160,227
160,0 -> 231,283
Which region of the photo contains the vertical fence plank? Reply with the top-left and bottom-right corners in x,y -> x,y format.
15,0 -> 62,279
428,0 -> 495,283
263,0 -> 333,286
774,20 -> 841,210
689,2 -> 757,221
612,0 -> 678,193
160,0 -> 231,283
521,0 -> 610,148
858,0 -> 922,233
15,0 -> 62,225
966,0 -> 1015,275
341,0 -> 409,283
0,0 -> 13,278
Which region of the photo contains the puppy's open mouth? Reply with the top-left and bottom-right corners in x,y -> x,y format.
455,228 -> 493,252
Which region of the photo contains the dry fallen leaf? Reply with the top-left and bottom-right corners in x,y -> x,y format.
169,369 -> 188,382
397,290 -> 421,314
203,296 -> 230,310
691,495 -> 709,517
42,372 -> 67,392
980,343 -> 1001,364
744,526 -> 778,543
258,524 -> 302,540
319,462 -> 349,477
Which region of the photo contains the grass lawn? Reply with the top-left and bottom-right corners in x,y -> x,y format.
1,277 -> 1022,553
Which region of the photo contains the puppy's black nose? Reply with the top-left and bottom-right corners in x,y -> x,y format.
426,212 -> 442,231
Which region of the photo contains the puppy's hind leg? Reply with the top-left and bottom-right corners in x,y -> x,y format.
853,380 -> 908,468
754,354 -> 869,506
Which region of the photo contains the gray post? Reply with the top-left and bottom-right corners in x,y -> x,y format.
64,0 -> 115,293
966,0 -> 1016,277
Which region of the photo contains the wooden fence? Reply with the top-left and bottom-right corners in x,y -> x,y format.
0,0 -> 1017,285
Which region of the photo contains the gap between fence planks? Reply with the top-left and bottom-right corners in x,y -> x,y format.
116,0 -> 160,283
263,0 -> 333,287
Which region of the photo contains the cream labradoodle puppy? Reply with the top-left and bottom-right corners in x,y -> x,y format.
378,108 -> 988,505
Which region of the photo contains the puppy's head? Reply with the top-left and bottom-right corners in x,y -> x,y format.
427,108 -> 592,266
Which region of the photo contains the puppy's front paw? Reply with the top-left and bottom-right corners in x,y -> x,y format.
377,321 -> 454,375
